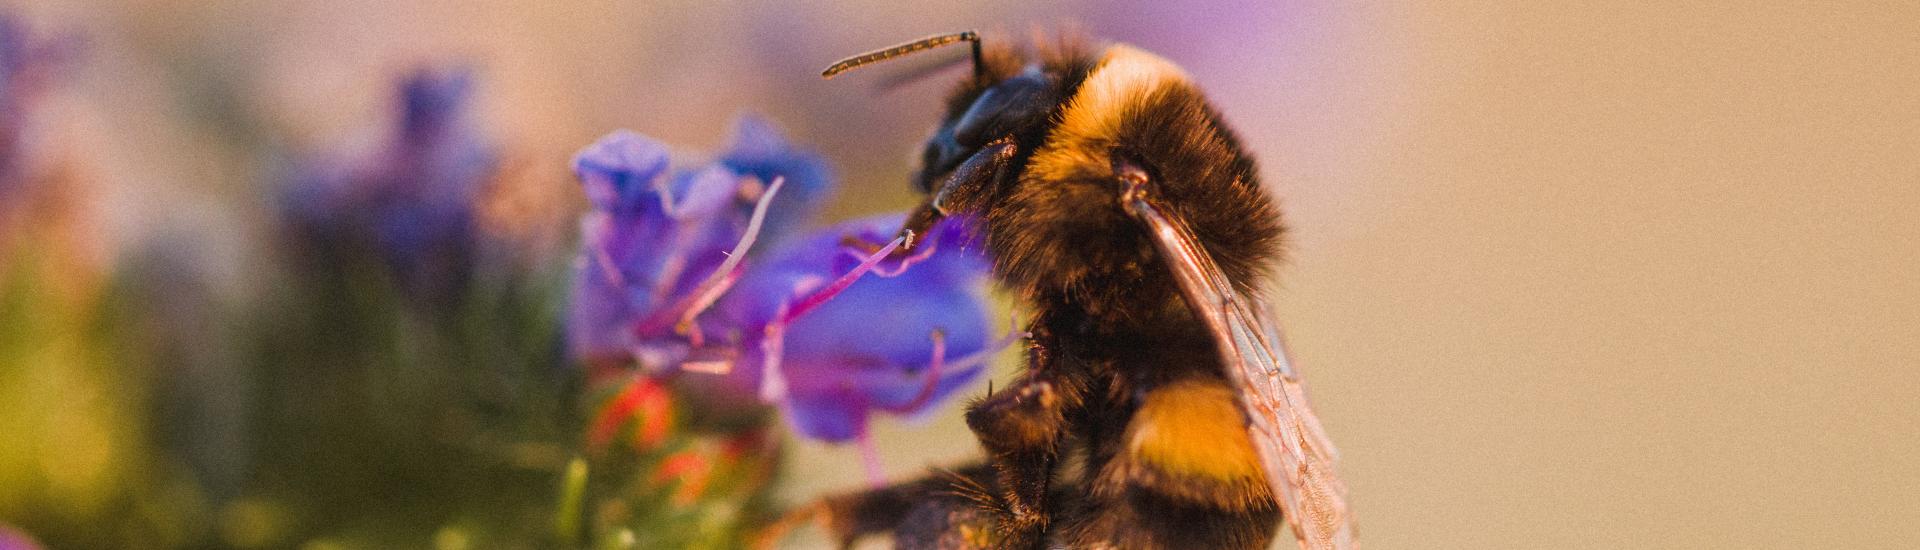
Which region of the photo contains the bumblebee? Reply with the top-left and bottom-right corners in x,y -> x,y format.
773,31 -> 1354,550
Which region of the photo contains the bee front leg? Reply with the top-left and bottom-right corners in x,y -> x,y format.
964,332 -> 1068,549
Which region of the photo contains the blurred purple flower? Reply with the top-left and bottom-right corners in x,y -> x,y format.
568,122 -> 1005,444
0,524 -> 40,550
281,68 -> 494,302
0,14 -> 72,201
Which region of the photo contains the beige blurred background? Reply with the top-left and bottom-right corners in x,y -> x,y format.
7,1 -> 1917,548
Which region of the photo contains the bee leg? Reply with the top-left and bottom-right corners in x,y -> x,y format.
757,466 -> 998,550
931,137 -> 1019,216
964,336 -> 1067,549
886,136 -> 1019,255
897,200 -> 944,251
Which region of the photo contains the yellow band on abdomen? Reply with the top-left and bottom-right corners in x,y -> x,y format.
1127,379 -> 1266,483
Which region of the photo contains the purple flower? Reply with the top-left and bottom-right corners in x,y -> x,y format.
567,122 -> 1007,445
566,117 -> 831,366
0,15 -> 72,202
281,68 -> 493,302
714,214 -> 998,442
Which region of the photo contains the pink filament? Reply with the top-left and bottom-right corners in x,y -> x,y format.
866,230 -> 939,278
882,315 -> 1029,414
757,301 -> 791,403
856,427 -> 887,488
782,234 -> 905,321
884,331 -> 946,413
673,175 -> 786,339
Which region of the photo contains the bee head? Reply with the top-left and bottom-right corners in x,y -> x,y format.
826,35 -> 1282,319
983,45 -> 1285,319
908,34 -> 1094,208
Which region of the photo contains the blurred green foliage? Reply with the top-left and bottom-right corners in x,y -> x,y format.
0,192 -> 786,549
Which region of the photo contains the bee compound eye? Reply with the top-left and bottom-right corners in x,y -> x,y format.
917,125 -> 963,194
952,72 -> 1057,148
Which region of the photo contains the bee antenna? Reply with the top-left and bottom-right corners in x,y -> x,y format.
822,30 -> 982,81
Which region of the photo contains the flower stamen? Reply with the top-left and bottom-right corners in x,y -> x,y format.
783,233 -> 904,320
869,230 -> 940,278
881,316 -> 1028,414
758,301 -> 792,403
636,176 -> 785,346
593,246 -> 627,288
857,427 -> 887,488
885,330 -> 946,413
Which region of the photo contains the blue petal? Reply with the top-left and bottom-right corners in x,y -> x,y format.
716,214 -> 995,440
783,388 -> 867,442
572,130 -> 672,213
566,219 -> 636,359
563,124 -> 1003,443
719,115 -> 834,237
664,165 -> 742,221
779,270 -> 990,371
565,132 -> 769,362
856,362 -> 987,416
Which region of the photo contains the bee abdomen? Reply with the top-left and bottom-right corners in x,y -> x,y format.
1048,378 -> 1279,549
1100,378 -> 1275,509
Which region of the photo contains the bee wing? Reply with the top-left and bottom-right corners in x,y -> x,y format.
1123,190 -> 1357,550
